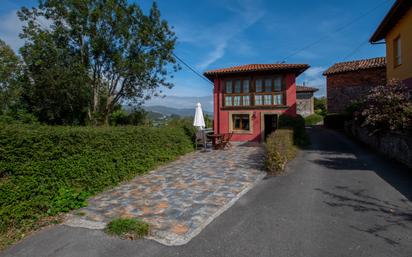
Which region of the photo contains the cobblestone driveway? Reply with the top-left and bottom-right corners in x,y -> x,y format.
65,143 -> 266,245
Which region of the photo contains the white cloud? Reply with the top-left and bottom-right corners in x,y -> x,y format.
304,66 -> 326,78
299,66 -> 327,96
175,0 -> 265,70
0,10 -> 24,52
196,42 -> 227,70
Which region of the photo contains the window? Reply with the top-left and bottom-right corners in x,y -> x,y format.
274,94 -> 283,105
232,114 -> 250,131
225,96 -> 232,106
243,95 -> 250,106
263,94 -> 272,105
255,95 -> 263,105
264,79 -> 272,92
233,96 -> 241,106
274,77 -> 282,91
255,79 -> 263,92
394,36 -> 402,67
243,80 -> 250,93
234,80 -> 241,93
226,80 -> 233,93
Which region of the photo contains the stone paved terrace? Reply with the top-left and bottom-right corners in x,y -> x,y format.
65,143 -> 266,245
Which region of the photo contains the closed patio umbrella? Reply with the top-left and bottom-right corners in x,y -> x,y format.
193,102 -> 205,129
193,102 -> 207,150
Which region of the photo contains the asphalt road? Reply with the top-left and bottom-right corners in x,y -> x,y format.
2,126 -> 412,257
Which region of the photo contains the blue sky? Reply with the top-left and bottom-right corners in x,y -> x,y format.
0,0 -> 392,98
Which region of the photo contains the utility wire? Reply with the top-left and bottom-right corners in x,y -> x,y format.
341,39 -> 370,61
282,0 -> 392,62
118,4 -> 213,85
172,53 -> 213,84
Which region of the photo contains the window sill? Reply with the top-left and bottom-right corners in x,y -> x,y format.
231,129 -> 253,134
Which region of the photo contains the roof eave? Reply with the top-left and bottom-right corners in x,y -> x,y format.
204,65 -> 310,81
370,0 -> 412,43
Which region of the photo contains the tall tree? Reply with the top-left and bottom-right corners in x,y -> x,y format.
0,39 -> 22,114
19,0 -> 179,125
19,29 -> 91,124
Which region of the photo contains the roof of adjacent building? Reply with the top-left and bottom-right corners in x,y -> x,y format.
370,0 -> 412,42
296,85 -> 319,93
204,63 -> 310,81
323,57 -> 386,76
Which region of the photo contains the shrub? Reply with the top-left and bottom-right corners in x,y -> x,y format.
278,114 -> 308,146
305,113 -> 323,125
0,123 -> 194,248
105,218 -> 150,239
265,129 -> 297,174
359,79 -> 412,135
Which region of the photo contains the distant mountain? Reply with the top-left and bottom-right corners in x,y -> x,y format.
143,95 -> 213,113
144,105 -> 212,117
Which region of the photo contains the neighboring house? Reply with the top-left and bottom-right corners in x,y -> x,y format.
204,63 -> 309,142
296,85 -> 318,117
370,0 -> 412,89
323,57 -> 387,114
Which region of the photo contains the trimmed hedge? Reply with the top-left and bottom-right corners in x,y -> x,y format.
278,114 -> 309,146
0,123 -> 194,247
265,129 -> 297,174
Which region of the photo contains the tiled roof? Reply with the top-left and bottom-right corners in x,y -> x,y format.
204,63 -> 309,80
296,85 -> 319,92
370,0 -> 412,42
323,57 -> 386,76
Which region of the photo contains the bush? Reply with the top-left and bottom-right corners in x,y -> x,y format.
359,79 -> 412,135
265,129 -> 297,174
0,123 -> 194,248
324,113 -> 346,129
278,114 -> 308,146
105,218 -> 150,239
305,113 -> 323,125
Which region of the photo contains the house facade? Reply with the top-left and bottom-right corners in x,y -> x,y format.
296,85 -> 318,117
323,57 -> 387,114
204,63 -> 309,142
370,0 -> 412,89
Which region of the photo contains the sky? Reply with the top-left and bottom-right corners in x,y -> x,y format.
0,0 -> 392,101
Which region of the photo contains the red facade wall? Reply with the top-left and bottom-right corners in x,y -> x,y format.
213,73 -> 297,142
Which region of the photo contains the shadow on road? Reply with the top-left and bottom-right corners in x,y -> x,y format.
307,126 -> 412,201
306,126 -> 412,247
315,186 -> 412,246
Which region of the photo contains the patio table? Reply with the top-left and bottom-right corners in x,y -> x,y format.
208,134 -> 223,149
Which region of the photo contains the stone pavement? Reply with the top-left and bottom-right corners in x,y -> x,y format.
65,143 -> 266,245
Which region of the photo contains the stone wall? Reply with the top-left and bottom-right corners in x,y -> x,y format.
326,68 -> 386,113
345,121 -> 412,168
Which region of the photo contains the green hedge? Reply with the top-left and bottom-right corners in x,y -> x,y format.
278,114 -> 309,146
265,129 -> 297,174
0,123 -> 194,247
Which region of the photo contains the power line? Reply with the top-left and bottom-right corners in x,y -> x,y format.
282,0 -> 392,62
117,4 -> 213,85
172,53 -> 213,84
342,39 -> 369,61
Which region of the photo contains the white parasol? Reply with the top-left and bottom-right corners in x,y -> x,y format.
193,102 -> 206,129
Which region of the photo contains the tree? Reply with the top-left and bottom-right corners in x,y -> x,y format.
19,29 -> 91,124
0,39 -> 22,114
19,0 -> 178,125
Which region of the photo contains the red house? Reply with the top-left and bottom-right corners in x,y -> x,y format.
204,63 -> 309,142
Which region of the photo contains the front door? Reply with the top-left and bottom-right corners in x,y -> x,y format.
264,114 -> 278,140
